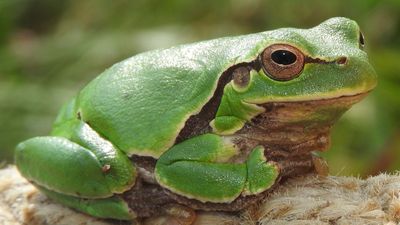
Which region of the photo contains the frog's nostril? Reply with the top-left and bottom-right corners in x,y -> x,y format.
359,31 -> 365,49
336,57 -> 348,65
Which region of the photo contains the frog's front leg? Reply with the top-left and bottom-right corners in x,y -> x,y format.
15,119 -> 137,220
155,134 -> 279,203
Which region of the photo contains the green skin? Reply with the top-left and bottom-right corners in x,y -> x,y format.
15,17 -> 377,220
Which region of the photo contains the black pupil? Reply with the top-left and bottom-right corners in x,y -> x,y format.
271,50 -> 297,65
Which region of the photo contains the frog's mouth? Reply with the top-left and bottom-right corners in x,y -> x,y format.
236,92 -> 369,154
255,92 -> 369,130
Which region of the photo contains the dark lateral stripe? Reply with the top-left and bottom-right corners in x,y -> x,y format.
175,54 -> 336,144
175,62 -> 254,144
305,56 -> 335,64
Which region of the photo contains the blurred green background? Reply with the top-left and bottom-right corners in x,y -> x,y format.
0,0 -> 399,176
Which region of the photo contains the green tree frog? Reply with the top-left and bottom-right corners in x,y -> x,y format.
15,17 -> 377,222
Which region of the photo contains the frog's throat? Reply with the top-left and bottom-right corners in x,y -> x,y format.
233,92 -> 368,157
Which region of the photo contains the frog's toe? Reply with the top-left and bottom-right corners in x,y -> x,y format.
243,146 -> 280,195
36,185 -> 135,220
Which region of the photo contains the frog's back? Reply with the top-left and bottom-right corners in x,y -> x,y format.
74,33 -> 266,158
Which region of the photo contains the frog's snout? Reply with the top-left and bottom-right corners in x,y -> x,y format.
320,17 -> 366,51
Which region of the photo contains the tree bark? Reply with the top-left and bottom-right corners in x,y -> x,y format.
1,166 -> 399,225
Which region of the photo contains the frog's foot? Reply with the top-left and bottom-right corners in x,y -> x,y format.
144,204 -> 196,225
37,185 -> 135,220
15,121 -> 137,220
155,134 -> 279,204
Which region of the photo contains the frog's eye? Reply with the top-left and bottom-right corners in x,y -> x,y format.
260,44 -> 305,81
359,31 -> 365,49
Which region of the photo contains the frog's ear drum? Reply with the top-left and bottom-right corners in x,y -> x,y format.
232,66 -> 250,88
260,44 -> 305,81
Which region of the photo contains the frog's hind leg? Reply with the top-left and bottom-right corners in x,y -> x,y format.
15,133 -> 135,195
155,134 -> 279,204
15,130 -> 137,220
15,131 -> 136,219
15,100 -> 137,220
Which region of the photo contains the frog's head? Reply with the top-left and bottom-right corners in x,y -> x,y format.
233,17 -> 377,104
213,17 -> 377,148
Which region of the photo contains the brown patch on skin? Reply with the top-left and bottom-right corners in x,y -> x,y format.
232,67 -> 250,88
304,56 -> 333,64
121,181 -> 175,218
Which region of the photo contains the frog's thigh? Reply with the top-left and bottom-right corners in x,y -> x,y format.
155,134 -> 279,203
15,132 -> 135,199
37,185 -> 135,220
